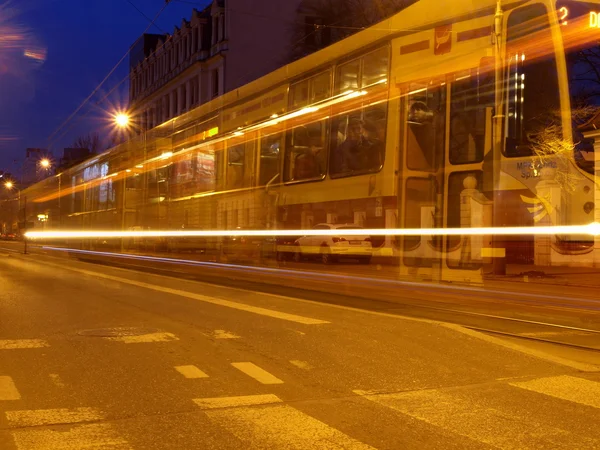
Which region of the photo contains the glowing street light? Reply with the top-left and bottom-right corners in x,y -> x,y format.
114,112 -> 130,128
5,181 -> 14,190
40,158 -> 51,169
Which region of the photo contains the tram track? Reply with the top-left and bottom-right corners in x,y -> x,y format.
6,242 -> 600,355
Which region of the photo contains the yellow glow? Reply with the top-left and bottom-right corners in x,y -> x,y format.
24,223 -> 600,240
135,164 -> 144,169
40,158 -> 51,169
4,181 -> 14,189
114,113 -> 130,128
208,127 -> 219,137
161,152 -> 173,159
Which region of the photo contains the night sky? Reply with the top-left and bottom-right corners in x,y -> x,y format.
0,0 -> 210,172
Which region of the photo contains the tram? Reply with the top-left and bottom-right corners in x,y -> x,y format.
23,0 -> 600,280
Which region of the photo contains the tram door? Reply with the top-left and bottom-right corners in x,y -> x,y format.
399,69 -> 493,284
399,79 -> 448,282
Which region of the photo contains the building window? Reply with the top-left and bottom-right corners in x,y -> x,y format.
212,69 -> 219,98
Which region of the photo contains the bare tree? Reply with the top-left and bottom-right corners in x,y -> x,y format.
289,0 -> 417,60
71,132 -> 101,155
527,106 -> 598,193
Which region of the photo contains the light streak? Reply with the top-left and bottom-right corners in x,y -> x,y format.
25,223 -> 600,240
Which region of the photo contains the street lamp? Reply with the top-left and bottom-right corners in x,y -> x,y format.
114,112 -> 130,129
39,158 -> 51,169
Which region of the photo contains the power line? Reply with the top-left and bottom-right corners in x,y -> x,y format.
47,1 -> 172,146
124,0 -> 166,33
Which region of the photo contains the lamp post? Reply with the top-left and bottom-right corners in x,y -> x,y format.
4,181 -> 26,254
114,112 -> 130,251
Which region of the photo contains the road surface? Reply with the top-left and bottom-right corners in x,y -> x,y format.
1,251 -> 600,449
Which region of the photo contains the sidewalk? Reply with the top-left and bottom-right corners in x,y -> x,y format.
484,264 -> 600,289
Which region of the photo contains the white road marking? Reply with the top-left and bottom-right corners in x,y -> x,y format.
39,262 -> 330,325
213,330 -> 240,339
204,403 -> 375,449
193,394 -> 282,410
231,362 -> 284,385
354,389 -> 598,449
0,339 -> 49,350
6,408 -> 131,449
105,332 -> 179,343
0,376 -> 20,400
289,360 -> 313,370
510,375 -> 600,409
175,365 -> 209,379
443,323 -> 600,372
6,407 -> 101,427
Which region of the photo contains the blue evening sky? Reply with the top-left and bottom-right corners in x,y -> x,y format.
0,0 -> 210,171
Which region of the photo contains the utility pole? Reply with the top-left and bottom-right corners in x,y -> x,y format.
491,0 -> 506,275
23,194 -> 27,255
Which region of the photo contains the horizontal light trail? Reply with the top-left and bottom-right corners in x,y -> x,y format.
24,223 -> 600,239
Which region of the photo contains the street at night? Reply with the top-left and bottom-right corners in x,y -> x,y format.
4,0 -> 600,448
1,246 -> 599,449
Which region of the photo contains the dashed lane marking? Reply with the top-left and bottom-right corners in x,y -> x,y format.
0,376 -> 20,401
289,360 -> 313,370
231,362 -> 284,385
175,365 -> 209,379
105,332 -> 179,344
6,408 -> 130,449
193,394 -> 282,410
49,374 -> 65,388
0,339 -> 49,350
35,262 -> 330,325
204,403 -> 375,449
213,330 -> 240,339
509,375 -> 600,409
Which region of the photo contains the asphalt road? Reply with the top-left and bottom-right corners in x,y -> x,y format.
1,251 -> 600,449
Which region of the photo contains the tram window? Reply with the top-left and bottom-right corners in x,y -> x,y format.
407,82 -> 446,171
335,59 -> 360,93
362,47 -> 389,88
449,71 -> 491,164
284,121 -> 327,182
226,143 -> 246,189
289,80 -> 309,110
329,105 -> 387,177
403,177 -> 436,267
505,4 -> 560,157
290,71 -> 331,110
259,133 -> 282,186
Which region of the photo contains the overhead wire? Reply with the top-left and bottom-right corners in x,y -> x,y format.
47,0 -> 172,147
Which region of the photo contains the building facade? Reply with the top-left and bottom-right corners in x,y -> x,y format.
128,0 -> 302,133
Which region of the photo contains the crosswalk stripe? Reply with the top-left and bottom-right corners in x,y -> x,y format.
0,376 -> 20,400
509,375 -> 600,409
204,403 -> 375,449
6,408 -> 131,449
0,339 -> 49,349
193,394 -> 282,410
231,362 -> 284,384
354,388 -> 598,449
175,365 -> 209,379
105,332 -> 179,343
